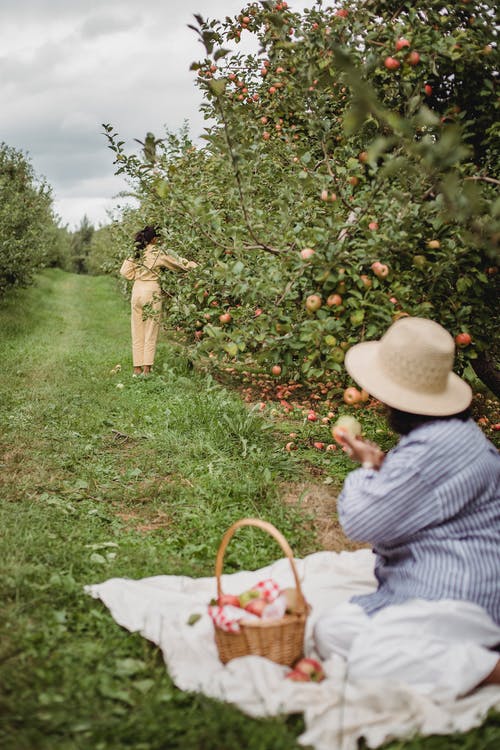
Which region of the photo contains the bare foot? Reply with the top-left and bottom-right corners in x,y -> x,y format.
143,365 -> 152,376
133,366 -> 142,375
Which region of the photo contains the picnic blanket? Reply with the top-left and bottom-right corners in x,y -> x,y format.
85,549 -> 500,750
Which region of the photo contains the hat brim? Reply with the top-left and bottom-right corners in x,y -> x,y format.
345,341 -> 472,416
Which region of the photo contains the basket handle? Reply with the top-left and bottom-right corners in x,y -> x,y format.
215,518 -> 307,615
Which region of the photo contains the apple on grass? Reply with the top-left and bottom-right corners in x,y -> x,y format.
343,386 -> 362,405
300,247 -> 315,261
305,294 -> 322,312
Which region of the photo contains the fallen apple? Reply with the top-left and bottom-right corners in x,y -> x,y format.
286,669 -> 311,682
305,294 -> 322,312
300,247 -> 315,261
294,657 -> 325,682
343,386 -> 362,405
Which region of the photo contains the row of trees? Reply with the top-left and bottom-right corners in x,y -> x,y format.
100,0 -> 499,395
0,142 -> 113,294
0,143 -> 71,294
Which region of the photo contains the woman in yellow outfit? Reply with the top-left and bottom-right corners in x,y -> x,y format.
120,225 -> 197,376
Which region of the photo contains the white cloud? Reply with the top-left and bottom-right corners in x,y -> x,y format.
1,0 -> 309,229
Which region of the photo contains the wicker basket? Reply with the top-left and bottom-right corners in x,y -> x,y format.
213,518 -> 309,666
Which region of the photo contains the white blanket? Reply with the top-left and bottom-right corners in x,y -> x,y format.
85,549 -> 500,749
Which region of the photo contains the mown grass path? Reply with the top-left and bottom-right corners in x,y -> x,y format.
1,270 -> 498,750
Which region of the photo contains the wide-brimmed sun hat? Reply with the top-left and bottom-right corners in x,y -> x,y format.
344,317 -> 472,416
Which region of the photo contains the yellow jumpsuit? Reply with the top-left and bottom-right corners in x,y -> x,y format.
120,245 -> 196,368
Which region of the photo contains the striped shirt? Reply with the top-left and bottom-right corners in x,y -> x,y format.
337,419 -> 500,624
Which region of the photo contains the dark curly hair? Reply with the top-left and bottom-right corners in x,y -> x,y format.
386,406 -> 471,436
133,225 -> 160,257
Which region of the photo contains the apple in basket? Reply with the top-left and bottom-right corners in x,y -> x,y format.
218,593 -> 241,608
238,588 -> 261,608
244,598 -> 267,617
286,657 -> 325,682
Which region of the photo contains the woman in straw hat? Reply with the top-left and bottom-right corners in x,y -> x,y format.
314,317 -> 500,700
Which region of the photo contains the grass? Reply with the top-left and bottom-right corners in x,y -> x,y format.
0,269 -> 498,750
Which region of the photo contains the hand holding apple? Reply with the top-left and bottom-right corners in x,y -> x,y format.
338,430 -> 385,469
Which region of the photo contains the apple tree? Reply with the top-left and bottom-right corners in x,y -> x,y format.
104,0 -> 499,395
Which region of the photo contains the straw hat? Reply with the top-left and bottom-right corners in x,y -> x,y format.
344,317 -> 472,416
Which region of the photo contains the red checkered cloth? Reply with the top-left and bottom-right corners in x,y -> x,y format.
253,578 -> 280,603
208,579 -> 281,632
208,604 -> 259,633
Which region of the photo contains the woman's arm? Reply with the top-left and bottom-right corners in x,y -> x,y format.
119,258 -> 137,281
156,251 -> 198,272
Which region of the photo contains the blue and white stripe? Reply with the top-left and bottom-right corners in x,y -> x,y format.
337,419 -> 500,624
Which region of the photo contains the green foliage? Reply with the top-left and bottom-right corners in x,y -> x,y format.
0,143 -> 70,294
102,1 -> 499,391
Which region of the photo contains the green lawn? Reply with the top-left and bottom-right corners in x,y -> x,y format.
0,269 -> 498,750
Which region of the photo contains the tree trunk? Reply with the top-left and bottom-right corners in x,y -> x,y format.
471,350 -> 500,399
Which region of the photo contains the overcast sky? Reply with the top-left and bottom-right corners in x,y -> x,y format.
1,0 -> 303,230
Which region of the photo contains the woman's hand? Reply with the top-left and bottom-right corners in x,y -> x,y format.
337,431 -> 385,470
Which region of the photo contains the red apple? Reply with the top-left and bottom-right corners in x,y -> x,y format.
285,441 -> 297,451
286,669 -> 311,682
244,598 -> 267,617
326,293 -> 342,307
254,308 -> 263,317
320,188 -> 329,201
307,410 -> 317,422
395,38 -> 410,51
407,50 -> 420,65
384,56 -> 400,70
271,364 -> 282,377
455,332 -> 472,347
218,593 -> 241,608
360,274 -> 372,289
358,151 -> 368,163
305,294 -> 322,312
368,221 -> 379,231
300,247 -> 315,261
424,84 -> 433,96
219,312 -> 232,324
294,657 -> 325,682
313,441 -> 325,450
263,131 -> 271,140
371,261 -> 389,278
343,387 -> 362,405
